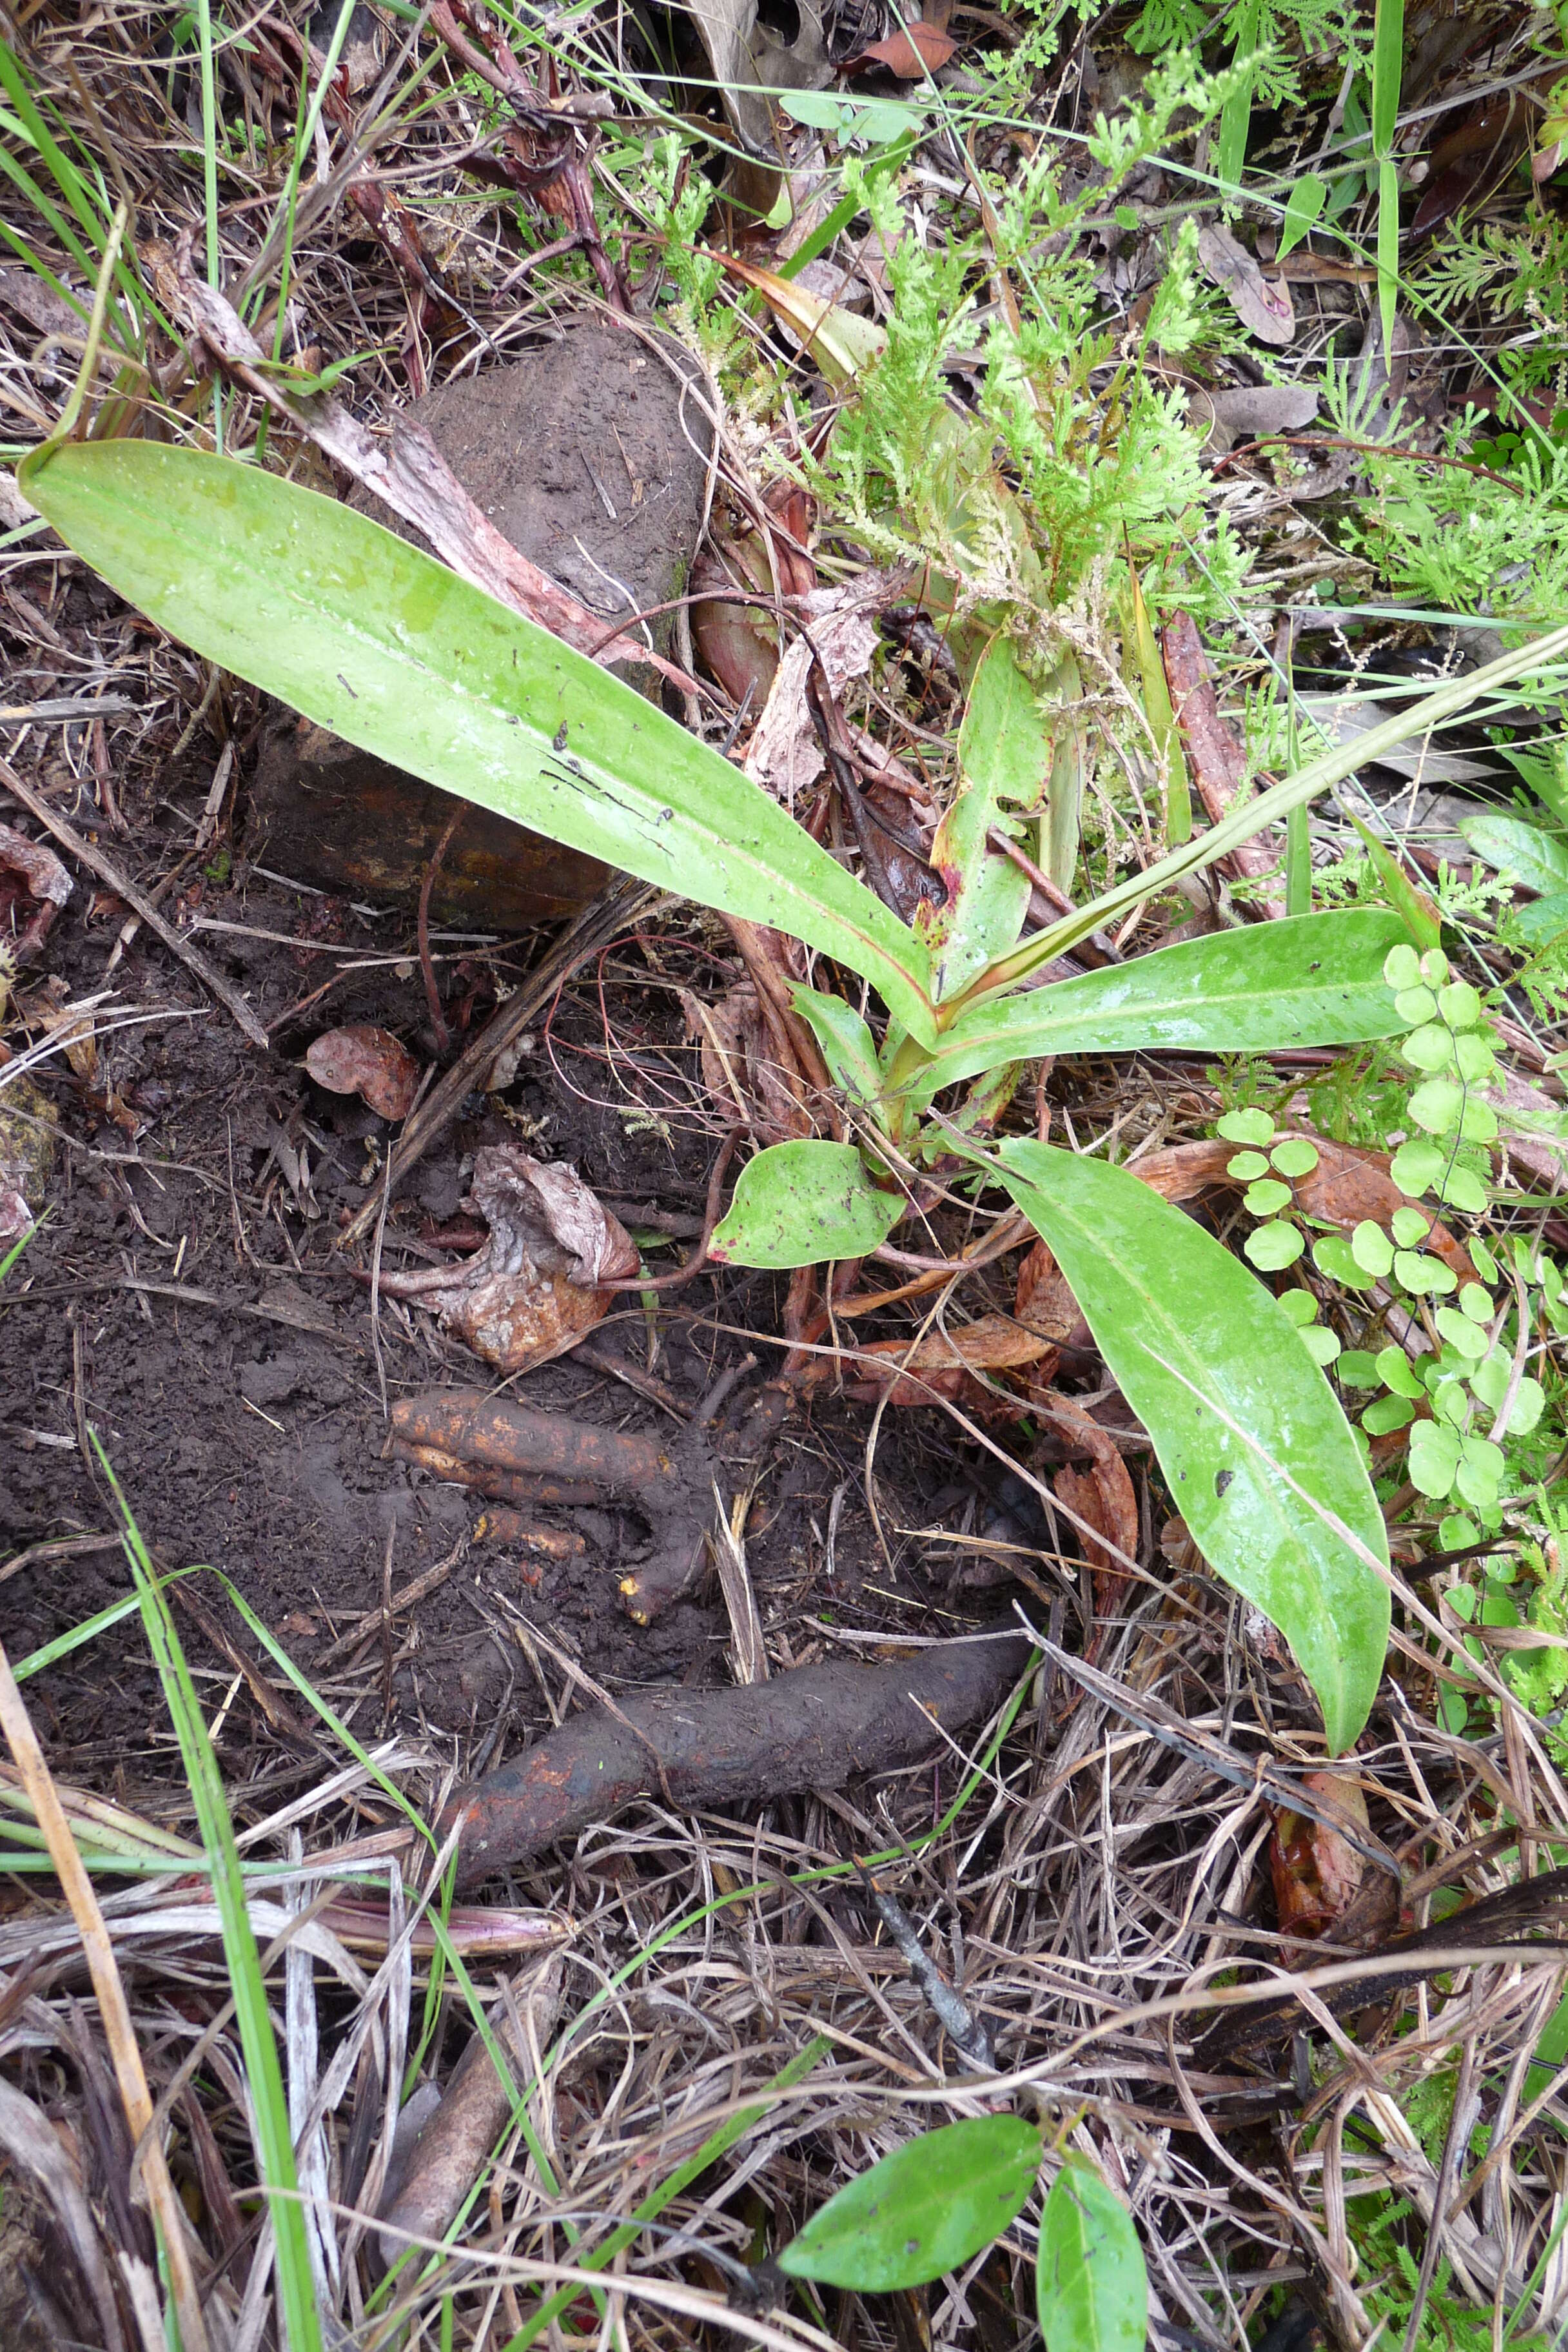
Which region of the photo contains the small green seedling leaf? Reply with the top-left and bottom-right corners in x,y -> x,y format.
1218,1108 -> 1275,1146
709,1141 -> 903,1269
1271,1137 -> 1319,1178
1277,172 -> 1329,262
1245,1220 -> 1304,1270
1037,2161 -> 1148,2352
776,2116 -> 1041,2291
792,986 -> 884,1112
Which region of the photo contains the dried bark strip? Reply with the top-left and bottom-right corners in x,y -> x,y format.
447,1630 -> 1034,1885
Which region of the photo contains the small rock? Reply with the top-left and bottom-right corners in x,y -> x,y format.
248,320 -> 715,927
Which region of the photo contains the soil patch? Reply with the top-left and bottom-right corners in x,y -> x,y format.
0,870 -> 970,1819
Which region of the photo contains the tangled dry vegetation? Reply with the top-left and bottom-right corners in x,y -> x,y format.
6,3 -> 1568,2351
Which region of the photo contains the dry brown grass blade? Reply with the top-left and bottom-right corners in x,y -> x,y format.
0,2072 -> 130,2352
0,1637 -> 214,2352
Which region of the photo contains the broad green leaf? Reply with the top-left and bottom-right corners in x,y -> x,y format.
709,1140 -> 902,1268
21,440 -> 937,1045
1460,810 -> 1568,899
923,634 -> 1036,999
904,912 -> 1406,1104
776,2117 -> 1041,2291
1278,173 -> 1328,262
1037,2163 -> 1148,2352
992,1142 -> 1391,1749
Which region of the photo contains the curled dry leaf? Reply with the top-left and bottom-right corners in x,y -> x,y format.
409,1146 -> 640,1375
1038,1389 -> 1139,1584
0,819 -> 72,961
1161,612 -> 1284,914
744,575 -> 900,807
1270,1769 -> 1369,1942
842,18 -> 959,74
305,1024 -> 421,1120
1015,1237 -> 1081,1342
1197,222 -> 1295,346
803,1313 -> 1058,1412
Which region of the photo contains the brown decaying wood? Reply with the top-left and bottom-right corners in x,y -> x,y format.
446,1630 -> 1034,1886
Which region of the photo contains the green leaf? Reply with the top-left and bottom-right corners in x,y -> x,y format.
1351,1220 -> 1395,1278
1371,0 -> 1405,157
1509,889 -> 1568,944
776,2117 -> 1041,2291
1243,1178 -> 1293,1217
1037,2162 -> 1148,2352
1270,1138 -> 1320,1178
992,1142 -> 1391,1749
1409,1419 -> 1459,1497
1394,1249 -> 1457,1295
925,634 -> 1037,999
1314,1234 -> 1377,1289
1375,1344 -> 1425,1397
909,913 -> 1407,1103
1435,1163 -> 1488,1214
1228,1150 -> 1270,1180
1348,812 -> 1442,952
792,987 -> 883,1112
20,440 -> 937,1044
1362,1391 -> 1416,1435
1244,1219 -> 1304,1269
1435,1308 -> 1487,1359
1460,810 -> 1568,898
1403,1023 -> 1455,1071
1219,1108 -> 1275,1146
1278,172 -> 1329,262
1391,1205 -> 1431,1248
1389,1139 -> 1444,1195
709,1141 -> 903,1269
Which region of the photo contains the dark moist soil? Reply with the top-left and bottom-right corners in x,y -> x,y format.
0,862 -> 981,1821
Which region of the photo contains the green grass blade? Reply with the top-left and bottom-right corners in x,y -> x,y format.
102,1452 -> 325,2352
